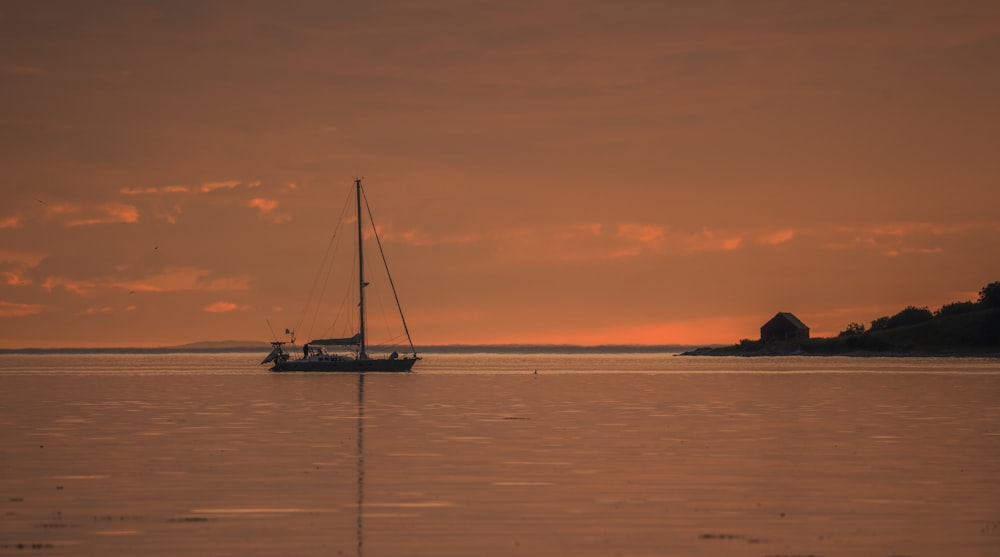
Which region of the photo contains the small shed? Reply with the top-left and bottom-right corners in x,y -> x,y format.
760,312 -> 809,342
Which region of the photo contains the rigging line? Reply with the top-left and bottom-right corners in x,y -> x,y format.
307,236 -> 340,339
371,333 -> 407,350
348,235 -> 359,333
370,280 -> 396,349
301,186 -> 354,339
266,319 -> 279,343
296,229 -> 336,337
327,266 -> 355,339
319,236 -> 356,342
361,185 -> 418,355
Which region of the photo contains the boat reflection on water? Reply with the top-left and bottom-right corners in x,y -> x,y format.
355,373 -> 365,557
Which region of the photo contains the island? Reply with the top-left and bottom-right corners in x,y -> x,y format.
683,281 -> 1000,357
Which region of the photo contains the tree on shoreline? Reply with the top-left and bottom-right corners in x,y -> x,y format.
980,281 -> 1000,308
839,322 -> 865,337
857,281 -> 998,334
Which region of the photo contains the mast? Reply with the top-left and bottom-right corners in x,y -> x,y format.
356,178 -> 367,359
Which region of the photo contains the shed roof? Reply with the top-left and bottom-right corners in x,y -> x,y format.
765,312 -> 809,330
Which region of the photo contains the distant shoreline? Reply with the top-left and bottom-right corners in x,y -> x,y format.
681,346 -> 1000,358
0,344 -> 702,356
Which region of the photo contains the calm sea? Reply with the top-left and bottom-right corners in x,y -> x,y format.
1,352 -> 999,557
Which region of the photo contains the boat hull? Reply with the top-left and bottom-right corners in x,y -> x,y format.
270,357 -> 418,373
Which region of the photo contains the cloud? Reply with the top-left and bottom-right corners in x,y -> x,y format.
119,268 -> 252,294
41,267 -> 252,296
826,222 -> 973,256
883,247 -> 945,258
3,271 -> 30,286
41,203 -> 140,227
680,227 -> 744,252
247,198 -> 278,213
617,224 -> 665,243
120,185 -> 190,195
0,216 -> 22,229
0,250 -> 45,288
42,203 -> 79,218
41,276 -> 96,295
0,301 -> 48,318
0,249 -> 45,269
245,197 -> 291,223
153,203 -> 184,224
204,301 -> 251,313
200,180 -> 243,193
390,228 -> 484,247
386,221 -> 796,262
757,229 -> 795,246
200,180 -> 260,194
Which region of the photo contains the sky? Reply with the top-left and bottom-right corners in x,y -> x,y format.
2,1 -> 999,348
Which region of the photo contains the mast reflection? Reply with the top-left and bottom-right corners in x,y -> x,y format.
356,372 -> 365,557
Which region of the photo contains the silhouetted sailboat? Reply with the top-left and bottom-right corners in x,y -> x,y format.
261,178 -> 419,372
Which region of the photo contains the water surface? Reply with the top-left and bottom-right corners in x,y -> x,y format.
2,353 -> 998,556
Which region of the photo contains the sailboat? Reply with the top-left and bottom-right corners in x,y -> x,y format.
261,178 -> 419,372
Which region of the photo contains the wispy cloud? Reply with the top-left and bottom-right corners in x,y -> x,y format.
41,203 -> 78,218
387,221 -> 798,261
388,228 -> 484,247
826,222 -> 985,256
757,229 -> 795,246
40,202 -> 140,227
204,301 -> 251,313
0,301 -> 48,318
0,216 -> 22,229
64,203 -> 139,227
120,185 -> 190,195
0,250 -> 47,280
200,180 -> 260,193
246,197 -> 291,223
617,224 -> 665,243
200,180 -> 243,193
153,203 -> 184,224
681,227 -> 744,253
3,271 -> 31,286
41,267 -> 252,296
119,268 -> 252,294
79,305 -> 139,315
41,277 -> 94,296
247,198 -> 278,213
122,180 -> 262,196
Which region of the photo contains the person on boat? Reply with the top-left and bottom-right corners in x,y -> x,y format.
390,351 -> 398,360
303,343 -> 310,358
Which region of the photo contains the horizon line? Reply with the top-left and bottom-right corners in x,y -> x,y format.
0,342 -> 713,355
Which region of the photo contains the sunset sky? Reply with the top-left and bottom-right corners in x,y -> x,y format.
2,1 -> 999,348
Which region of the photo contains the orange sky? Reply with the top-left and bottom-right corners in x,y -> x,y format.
2,1 -> 999,348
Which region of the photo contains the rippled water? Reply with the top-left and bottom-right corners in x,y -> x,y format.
1,353 -> 999,556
